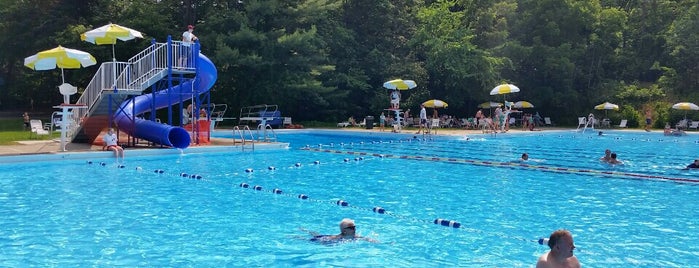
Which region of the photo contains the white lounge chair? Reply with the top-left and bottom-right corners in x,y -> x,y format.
618,119 -> 628,128
30,119 -> 49,137
689,121 -> 699,130
576,117 -> 587,129
283,117 -> 293,127
544,117 -> 554,126
429,118 -> 440,134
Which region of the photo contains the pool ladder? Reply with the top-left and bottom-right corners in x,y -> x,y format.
233,125 -> 255,151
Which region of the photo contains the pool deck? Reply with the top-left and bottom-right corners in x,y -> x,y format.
0,126 -> 665,156
0,137 -> 241,156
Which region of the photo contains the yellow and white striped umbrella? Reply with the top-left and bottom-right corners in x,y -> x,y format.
81,23 -> 144,60
24,46 -> 97,83
422,99 -> 448,108
594,102 -> 619,110
513,101 -> 535,108
672,102 -> 699,111
478,101 -> 502,108
383,79 -> 417,90
490,84 -> 520,95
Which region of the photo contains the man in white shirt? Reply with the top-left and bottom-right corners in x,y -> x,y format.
179,25 -> 198,67
415,104 -> 427,134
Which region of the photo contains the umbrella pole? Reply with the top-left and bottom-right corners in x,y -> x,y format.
61,68 -> 65,84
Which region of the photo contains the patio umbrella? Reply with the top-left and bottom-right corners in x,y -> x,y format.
672,102 -> 699,120
594,102 -> 619,117
490,83 -> 520,102
422,99 -> 448,108
81,23 -> 144,61
513,101 -> 535,109
25,46 -> 96,152
478,101 -> 502,108
383,79 -> 417,90
24,45 -> 97,84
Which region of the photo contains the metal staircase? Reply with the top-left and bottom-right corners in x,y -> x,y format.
69,40 -> 198,143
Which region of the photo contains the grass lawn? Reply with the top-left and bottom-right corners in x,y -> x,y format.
0,118 -> 58,145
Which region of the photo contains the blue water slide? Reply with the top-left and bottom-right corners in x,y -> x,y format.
114,54 -> 218,149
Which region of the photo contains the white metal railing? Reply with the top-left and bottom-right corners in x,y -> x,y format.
68,40 -> 199,139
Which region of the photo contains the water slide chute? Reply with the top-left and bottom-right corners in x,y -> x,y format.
114,54 -> 217,149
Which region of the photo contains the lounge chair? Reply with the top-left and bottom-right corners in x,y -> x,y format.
337,121 -> 350,127
576,117 -> 587,129
283,117 -> 293,127
30,119 -> 49,137
544,117 -> 554,126
689,121 -> 699,131
618,119 -> 628,128
429,118 -> 440,134
676,119 -> 688,130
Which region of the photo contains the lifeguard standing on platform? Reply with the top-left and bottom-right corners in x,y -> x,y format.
390,89 -> 401,109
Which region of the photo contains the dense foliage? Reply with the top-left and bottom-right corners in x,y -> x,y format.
0,0 -> 697,126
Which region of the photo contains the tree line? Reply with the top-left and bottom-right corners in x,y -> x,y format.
0,0 -> 697,127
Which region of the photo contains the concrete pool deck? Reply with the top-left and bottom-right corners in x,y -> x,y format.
0,126 -> 668,156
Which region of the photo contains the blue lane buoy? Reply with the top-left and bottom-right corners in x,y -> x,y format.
538,238 -> 549,245
273,188 -> 283,194
240,183 -> 249,188
336,200 -> 349,206
295,163 -> 302,167
195,175 -> 203,179
87,161 -> 93,164
180,173 -> 188,177
344,158 -> 349,162
268,166 -> 276,170
314,160 -> 320,165
245,168 -> 253,173
100,162 -> 106,166
298,194 -> 309,200
373,207 -> 386,214
253,185 -> 263,191
118,165 -> 125,168
434,218 -> 461,228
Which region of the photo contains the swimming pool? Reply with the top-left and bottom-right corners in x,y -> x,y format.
1,129 -> 697,266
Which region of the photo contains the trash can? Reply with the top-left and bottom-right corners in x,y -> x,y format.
365,116 -> 374,129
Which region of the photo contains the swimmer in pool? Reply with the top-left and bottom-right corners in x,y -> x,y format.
600,149 -> 612,163
309,218 -> 377,243
520,153 -> 529,161
536,229 -> 580,268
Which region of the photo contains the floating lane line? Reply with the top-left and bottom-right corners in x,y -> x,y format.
301,148 -> 699,184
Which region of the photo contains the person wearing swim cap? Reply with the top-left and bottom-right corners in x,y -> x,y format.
536,229 -> 580,268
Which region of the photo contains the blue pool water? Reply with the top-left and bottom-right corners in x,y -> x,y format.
1,129 -> 698,267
